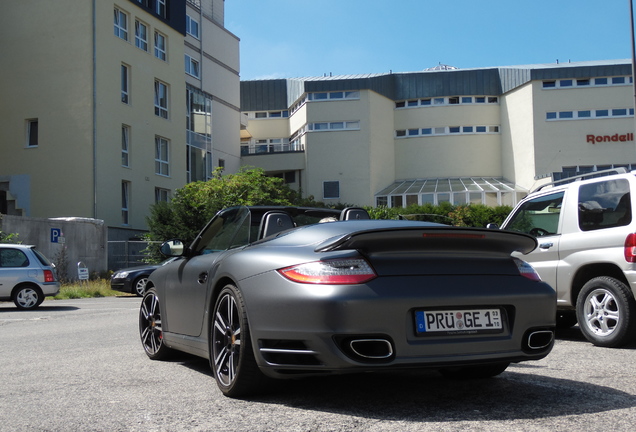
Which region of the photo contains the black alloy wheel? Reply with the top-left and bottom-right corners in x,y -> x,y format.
210,284 -> 265,398
139,288 -> 172,359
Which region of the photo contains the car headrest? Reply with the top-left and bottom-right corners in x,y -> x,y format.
259,211 -> 295,239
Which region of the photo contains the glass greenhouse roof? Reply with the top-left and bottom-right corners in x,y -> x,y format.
376,178 -> 525,196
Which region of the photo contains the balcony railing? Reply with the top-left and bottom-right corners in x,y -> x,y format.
241,143 -> 305,156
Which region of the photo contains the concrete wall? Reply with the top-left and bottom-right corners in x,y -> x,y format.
1,215 -> 107,280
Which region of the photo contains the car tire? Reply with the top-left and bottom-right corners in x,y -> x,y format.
210,284 -> 266,398
139,288 -> 173,360
13,285 -> 44,310
133,276 -> 149,297
439,362 -> 510,379
576,276 -> 636,347
556,310 -> 578,329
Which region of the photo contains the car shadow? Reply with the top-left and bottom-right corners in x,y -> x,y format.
173,353 -> 636,421
555,325 -> 587,342
556,325 -> 636,348
245,368 -> 636,422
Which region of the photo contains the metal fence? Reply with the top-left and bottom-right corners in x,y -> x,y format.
107,240 -> 161,271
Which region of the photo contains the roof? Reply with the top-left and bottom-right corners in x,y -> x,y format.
375,178 -> 526,196
240,59 -> 632,111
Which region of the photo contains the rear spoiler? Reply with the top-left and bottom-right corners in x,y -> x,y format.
314,227 -> 537,255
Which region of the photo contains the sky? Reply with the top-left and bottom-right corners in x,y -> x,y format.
224,0 -> 634,81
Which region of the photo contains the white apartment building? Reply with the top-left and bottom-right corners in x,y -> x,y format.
0,0 -> 240,241
240,60 -> 636,208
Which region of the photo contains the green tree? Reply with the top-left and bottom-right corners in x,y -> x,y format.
143,167 -> 299,261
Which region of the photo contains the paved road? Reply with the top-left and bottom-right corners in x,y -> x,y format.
2,297 -> 636,431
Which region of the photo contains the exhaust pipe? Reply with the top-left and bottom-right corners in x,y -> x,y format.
527,330 -> 554,350
349,339 -> 394,359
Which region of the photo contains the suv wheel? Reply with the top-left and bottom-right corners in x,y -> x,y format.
576,276 -> 636,347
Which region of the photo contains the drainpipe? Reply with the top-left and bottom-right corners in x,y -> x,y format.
92,0 -> 98,218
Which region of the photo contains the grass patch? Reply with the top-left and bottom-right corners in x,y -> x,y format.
54,279 -> 133,300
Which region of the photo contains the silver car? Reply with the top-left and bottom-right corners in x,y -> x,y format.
0,244 -> 60,309
139,206 -> 555,397
500,168 -> 636,347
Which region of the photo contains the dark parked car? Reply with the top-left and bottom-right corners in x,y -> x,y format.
0,244 -> 60,309
111,258 -> 176,296
139,206 -> 556,397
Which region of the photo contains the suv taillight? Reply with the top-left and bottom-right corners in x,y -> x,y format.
44,270 -> 56,282
625,234 -> 636,262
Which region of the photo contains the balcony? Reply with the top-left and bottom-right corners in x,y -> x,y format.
241,142 -> 304,156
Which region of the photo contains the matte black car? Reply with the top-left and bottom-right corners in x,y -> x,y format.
111,258 -> 176,296
139,206 -> 556,397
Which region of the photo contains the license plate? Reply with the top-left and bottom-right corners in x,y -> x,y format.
415,309 -> 503,335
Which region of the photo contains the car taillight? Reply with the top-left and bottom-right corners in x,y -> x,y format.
625,233 -> 636,263
513,258 -> 542,282
44,270 -> 56,282
278,258 -> 377,284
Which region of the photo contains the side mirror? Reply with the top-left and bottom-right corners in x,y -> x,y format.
160,239 -> 185,257
486,223 -> 499,229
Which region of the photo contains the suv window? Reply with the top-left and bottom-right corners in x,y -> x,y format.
578,179 -> 631,231
0,248 -> 30,267
505,192 -> 564,237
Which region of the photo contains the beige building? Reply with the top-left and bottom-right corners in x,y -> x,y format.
0,0 -> 240,240
240,60 -> 636,208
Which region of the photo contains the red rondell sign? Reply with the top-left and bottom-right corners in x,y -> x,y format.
586,133 -> 634,144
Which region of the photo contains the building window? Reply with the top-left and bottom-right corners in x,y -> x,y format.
546,107 -> 633,121
155,136 -> 170,176
114,8 -> 128,41
186,14 -> 200,39
121,125 -> 130,167
122,181 -> 130,225
185,55 -> 200,78
323,181 -> 340,199
308,121 -> 360,132
135,20 -> 148,51
395,124 -> 500,137
154,31 -> 167,60
543,75 -> 631,89
154,80 -> 168,119
121,64 -> 130,104
307,91 -> 360,101
155,188 -> 170,203
26,119 -> 38,147
251,110 -> 289,119
394,95 -> 498,108
155,0 -> 167,18
218,159 -> 225,170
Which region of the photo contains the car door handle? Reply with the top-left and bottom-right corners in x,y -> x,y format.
539,242 -> 554,249
198,272 -> 208,284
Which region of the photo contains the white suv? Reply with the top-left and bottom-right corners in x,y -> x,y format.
499,169 -> 636,347
0,244 -> 60,309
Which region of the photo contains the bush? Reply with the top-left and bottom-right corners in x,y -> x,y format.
365,203 -> 512,227
143,167 -> 302,262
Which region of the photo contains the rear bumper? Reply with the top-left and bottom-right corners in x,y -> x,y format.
41,282 -> 60,297
238,272 -> 556,378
